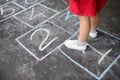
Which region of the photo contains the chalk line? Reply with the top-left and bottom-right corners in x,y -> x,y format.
16,38 -> 40,60
12,1 -> 26,10
38,3 -> 58,13
13,16 -> 33,28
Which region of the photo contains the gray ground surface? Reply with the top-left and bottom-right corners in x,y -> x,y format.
0,0 -> 120,80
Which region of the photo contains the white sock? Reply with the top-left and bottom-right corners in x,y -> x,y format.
90,29 -> 96,33
77,40 -> 87,46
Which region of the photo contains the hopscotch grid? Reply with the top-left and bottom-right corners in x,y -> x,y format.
32,7 -> 69,28
59,48 -> 120,80
16,13 -> 76,43
13,2 -> 119,78
15,7 -> 70,61
99,54 -> 120,80
38,31 -> 78,61
15,7 -> 68,40
1,1 -> 120,80
15,25 -> 72,61
58,30 -> 120,80
58,48 -> 99,80
0,3 -> 40,22
3,1 -> 61,27
1,1 -> 120,42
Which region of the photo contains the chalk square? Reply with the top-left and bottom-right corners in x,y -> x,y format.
14,0 -> 46,8
0,1 -> 23,22
102,59 -> 120,80
0,17 -> 32,50
40,0 -> 68,11
15,4 -> 56,27
60,30 -> 120,78
34,49 -> 96,80
17,22 -> 71,60
48,9 -> 79,34
99,12 -> 120,39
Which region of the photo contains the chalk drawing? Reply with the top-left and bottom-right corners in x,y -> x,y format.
73,22 -> 80,26
12,1 -> 26,9
0,5 -> 15,18
62,0 -> 68,5
25,0 -> 38,4
47,21 -> 72,35
30,28 -> 58,51
29,7 -> 46,20
15,7 -> 68,61
88,44 -> 112,64
58,11 -> 76,20
65,11 -> 72,20
59,48 -> 120,80
15,7 -> 68,40
16,38 -> 40,60
14,16 -> 34,28
0,1 -> 24,22
59,48 -> 99,79
58,11 -> 79,26
0,7 -> 3,15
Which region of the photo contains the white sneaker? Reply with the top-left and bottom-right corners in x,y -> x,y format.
89,32 -> 98,38
64,40 -> 88,51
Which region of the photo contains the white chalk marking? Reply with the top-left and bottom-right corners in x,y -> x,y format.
0,4 -> 15,18
29,7 -> 46,20
12,1 -> 26,10
0,3 -> 39,22
38,3 -> 58,13
25,0 -> 38,4
13,16 -> 34,28
98,49 -> 112,64
16,38 -> 40,61
47,21 -> 72,35
0,7 -> 3,15
30,28 -> 58,51
15,7 -> 69,61
88,44 -> 112,64
62,0 -> 68,5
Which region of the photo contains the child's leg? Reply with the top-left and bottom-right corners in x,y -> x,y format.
90,13 -> 100,31
89,13 -> 100,38
63,16 -> 90,51
78,16 -> 91,42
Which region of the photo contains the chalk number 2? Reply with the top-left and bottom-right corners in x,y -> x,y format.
30,29 -> 58,51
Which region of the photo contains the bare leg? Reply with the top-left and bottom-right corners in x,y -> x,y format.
90,13 -> 100,30
63,16 -> 90,51
78,16 -> 91,42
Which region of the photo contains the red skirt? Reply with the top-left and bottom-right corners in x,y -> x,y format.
69,0 -> 107,16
